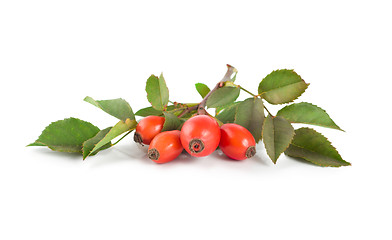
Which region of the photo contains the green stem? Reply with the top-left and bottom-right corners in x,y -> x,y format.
263,105 -> 273,117
239,85 -> 274,117
112,130 -> 133,146
166,107 -> 187,113
176,65 -> 238,118
239,86 -> 257,97
178,105 -> 198,118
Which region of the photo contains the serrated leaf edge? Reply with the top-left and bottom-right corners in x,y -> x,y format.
261,82 -> 309,105
261,115 -> 295,164
284,127 -> 351,167
234,98 -> 265,143
83,96 -> 135,121
277,102 -> 344,131
29,140 -> 84,153
27,117 -> 100,154
259,69 -> 301,89
259,69 -> 309,105
206,86 -> 240,108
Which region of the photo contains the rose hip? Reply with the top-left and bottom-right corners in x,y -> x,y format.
180,115 -> 221,157
134,115 -> 165,145
148,130 -> 183,163
219,123 -> 256,160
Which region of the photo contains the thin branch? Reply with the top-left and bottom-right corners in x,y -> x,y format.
177,105 -> 198,118
166,106 -> 188,113
197,65 -> 237,115
238,85 -> 274,117
264,105 -> 273,117
112,130 -> 134,146
239,85 -> 257,97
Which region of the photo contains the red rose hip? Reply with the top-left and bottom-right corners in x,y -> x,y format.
134,115 -> 165,145
148,130 -> 183,164
180,115 -> 221,157
219,123 -> 256,160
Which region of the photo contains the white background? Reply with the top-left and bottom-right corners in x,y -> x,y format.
1,0 -> 391,239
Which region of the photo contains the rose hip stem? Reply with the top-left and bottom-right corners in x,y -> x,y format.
177,64 -> 237,117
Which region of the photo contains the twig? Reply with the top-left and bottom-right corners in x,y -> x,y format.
239,85 -> 257,97
177,105 -> 199,118
197,65 -> 237,115
238,85 -> 274,117
175,65 -> 237,118
112,130 -> 133,146
263,105 -> 273,117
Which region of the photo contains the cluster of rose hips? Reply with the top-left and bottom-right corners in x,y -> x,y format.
134,114 -> 256,163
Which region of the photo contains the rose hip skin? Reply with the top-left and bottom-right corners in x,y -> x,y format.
148,130 -> 183,164
180,115 -> 221,157
219,123 -> 256,160
134,116 -> 165,145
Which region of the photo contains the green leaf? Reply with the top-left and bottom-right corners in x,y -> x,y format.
84,96 -> 135,121
195,83 -> 210,99
135,106 -> 167,117
216,102 -> 240,124
27,142 -> 46,146
135,105 -> 182,117
284,127 -> 351,167
277,102 -> 343,131
82,127 -> 112,159
146,74 -> 169,111
234,98 -> 265,142
88,119 -> 137,157
258,69 -> 309,104
262,115 -> 295,164
161,112 -> 182,131
28,118 -> 100,153
215,100 -> 239,114
206,86 -> 240,108
135,104 -> 197,117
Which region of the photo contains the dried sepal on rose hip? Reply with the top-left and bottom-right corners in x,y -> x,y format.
219,123 -> 256,160
148,130 -> 183,164
180,115 -> 221,157
134,115 -> 165,145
